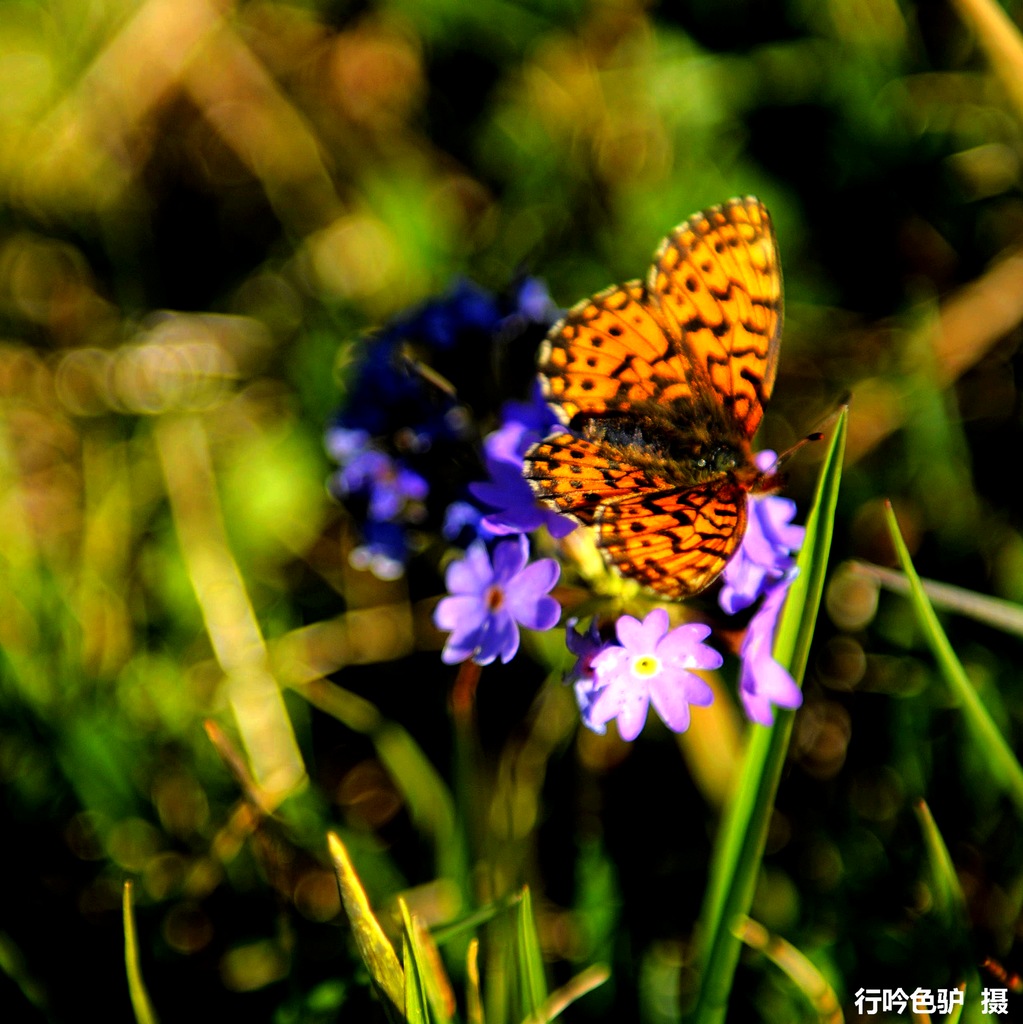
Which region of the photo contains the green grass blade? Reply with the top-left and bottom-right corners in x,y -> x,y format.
400,899 -> 455,1024
467,939 -> 485,1024
914,799 -> 967,926
689,409 -> 847,1024
516,886 -> 549,1017
432,891 -> 523,946
123,881 -> 159,1024
521,965 -> 611,1024
884,503 -> 1023,816
403,929 -> 431,1024
733,917 -> 842,1024
327,831 -> 404,1020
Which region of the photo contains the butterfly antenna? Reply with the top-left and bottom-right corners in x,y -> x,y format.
773,432 -> 822,470
773,397 -> 850,469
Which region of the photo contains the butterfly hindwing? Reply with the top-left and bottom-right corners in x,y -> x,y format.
523,433 -> 677,526
650,196 -> 782,439
596,482 -> 748,600
523,434 -> 748,599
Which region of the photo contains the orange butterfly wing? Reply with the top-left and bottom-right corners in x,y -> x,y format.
537,281 -> 700,425
650,196 -> 782,438
525,196 -> 783,599
523,435 -> 749,600
596,483 -> 748,600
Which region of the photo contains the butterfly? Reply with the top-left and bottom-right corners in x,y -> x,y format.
522,196 -> 784,600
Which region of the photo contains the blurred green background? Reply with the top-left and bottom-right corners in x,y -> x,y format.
4,0 -> 1023,1021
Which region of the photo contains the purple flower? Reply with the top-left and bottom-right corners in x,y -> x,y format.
483,382 -> 562,465
564,618 -> 612,719
738,583 -> 803,726
719,451 -> 804,616
469,455 -> 576,538
583,608 -> 721,740
442,501 -> 488,541
434,536 -> 561,666
335,449 -> 428,522
325,426 -> 371,464
718,450 -> 805,726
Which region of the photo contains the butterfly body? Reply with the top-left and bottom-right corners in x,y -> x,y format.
523,197 -> 783,600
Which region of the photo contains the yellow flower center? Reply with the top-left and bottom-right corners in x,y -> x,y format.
632,654 -> 660,678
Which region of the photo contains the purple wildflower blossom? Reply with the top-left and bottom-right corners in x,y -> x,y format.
336,449 -> 429,522
443,500 -> 491,542
325,426 -> 371,465
434,536 -> 561,666
719,451 -> 804,615
483,382 -> 562,465
718,450 -> 805,725
469,455 -> 576,539
738,583 -> 803,725
583,608 -> 721,741
564,618 -> 611,721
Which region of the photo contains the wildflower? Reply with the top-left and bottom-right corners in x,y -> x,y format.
719,450 -> 805,725
737,583 -> 803,726
325,426 -> 371,465
466,380 -> 574,538
583,608 -> 721,741
482,382 -> 562,465
469,455 -> 576,538
327,277 -> 559,577
719,451 -> 804,615
434,536 -> 560,666
564,618 -> 611,723
442,500 -> 489,542
334,448 -> 428,522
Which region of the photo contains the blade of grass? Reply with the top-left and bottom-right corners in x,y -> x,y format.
850,560 -> 1023,639
733,918 -> 841,1024
912,802 -> 976,1019
123,881 -> 159,1024
522,964 -> 611,1024
432,890 -> 524,946
884,503 -> 1023,816
914,800 -> 967,926
400,899 -> 455,1024
403,929 -> 431,1024
516,886 -> 549,1018
327,831 -> 404,1019
689,408 -> 846,1024
467,938 -> 485,1024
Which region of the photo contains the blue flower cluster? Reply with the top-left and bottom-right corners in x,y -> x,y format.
326,278 -> 558,578
328,279 -> 807,737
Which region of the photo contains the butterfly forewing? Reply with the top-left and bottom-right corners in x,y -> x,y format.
537,281 -> 699,425
650,196 -> 782,439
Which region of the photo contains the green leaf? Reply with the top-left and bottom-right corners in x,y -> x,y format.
884,503 -> 1023,816
123,881 -> 159,1024
689,408 -> 847,1024
914,800 -> 967,926
515,887 -> 549,1018
403,929 -> 431,1024
327,831 -> 404,1020
400,899 -> 455,1024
